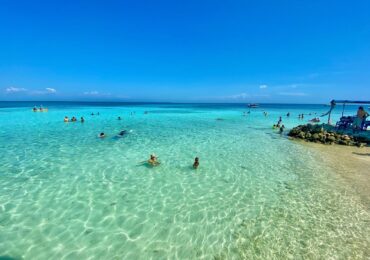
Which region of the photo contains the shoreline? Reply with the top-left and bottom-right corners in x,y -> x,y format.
297,140 -> 370,209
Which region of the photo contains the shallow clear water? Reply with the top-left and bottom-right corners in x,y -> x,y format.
0,102 -> 369,259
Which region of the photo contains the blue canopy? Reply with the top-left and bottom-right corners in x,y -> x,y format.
332,100 -> 370,104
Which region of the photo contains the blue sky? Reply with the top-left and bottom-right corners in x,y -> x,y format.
0,0 -> 369,103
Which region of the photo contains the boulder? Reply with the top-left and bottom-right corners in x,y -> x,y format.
326,136 -> 336,142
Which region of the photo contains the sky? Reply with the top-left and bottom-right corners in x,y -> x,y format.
0,0 -> 369,103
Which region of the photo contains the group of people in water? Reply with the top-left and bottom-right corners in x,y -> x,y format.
33,106 -> 48,112
140,154 -> 199,169
64,111 -> 102,122
272,116 -> 285,133
98,130 -> 129,138
64,116 -> 84,123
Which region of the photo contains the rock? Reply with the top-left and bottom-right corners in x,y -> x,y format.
288,123 -> 367,147
356,142 -> 367,148
327,136 -> 336,142
338,139 -> 350,145
298,132 -> 305,139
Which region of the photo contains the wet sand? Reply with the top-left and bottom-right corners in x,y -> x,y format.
302,141 -> 370,209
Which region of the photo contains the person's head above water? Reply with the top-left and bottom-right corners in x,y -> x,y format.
99,132 -> 105,137
193,157 -> 199,168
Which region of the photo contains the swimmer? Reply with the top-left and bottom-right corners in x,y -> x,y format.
286,112 -> 290,117
81,117 -> 85,123
91,112 -> 94,116
148,154 -> 160,166
99,132 -> 106,138
118,116 -> 122,120
117,130 -> 127,137
71,116 -> 77,122
33,107 -> 38,112
64,116 -> 69,122
193,157 -> 199,169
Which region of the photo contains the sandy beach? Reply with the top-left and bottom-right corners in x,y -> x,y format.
301,141 -> 370,209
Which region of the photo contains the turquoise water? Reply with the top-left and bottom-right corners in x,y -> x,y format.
0,102 -> 369,259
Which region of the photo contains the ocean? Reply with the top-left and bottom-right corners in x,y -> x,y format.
0,102 -> 368,259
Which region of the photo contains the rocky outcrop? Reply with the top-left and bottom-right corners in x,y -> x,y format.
288,124 -> 369,147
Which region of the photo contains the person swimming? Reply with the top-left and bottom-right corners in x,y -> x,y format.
71,116 -> 77,122
81,117 -> 85,123
118,116 -> 122,120
64,116 -> 69,122
99,132 -> 106,138
148,154 -> 160,166
33,107 -> 38,112
193,157 -> 199,169
117,130 -> 127,137
286,112 -> 290,117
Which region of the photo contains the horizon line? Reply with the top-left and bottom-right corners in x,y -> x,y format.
0,100 -> 331,105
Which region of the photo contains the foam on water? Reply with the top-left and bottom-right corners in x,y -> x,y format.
0,103 -> 369,259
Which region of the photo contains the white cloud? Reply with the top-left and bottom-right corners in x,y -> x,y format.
31,88 -> 57,95
83,91 -> 112,97
259,85 -> 268,89
228,93 -> 250,99
84,91 -> 100,95
278,92 -> 308,96
45,88 -> 56,93
5,87 -> 27,93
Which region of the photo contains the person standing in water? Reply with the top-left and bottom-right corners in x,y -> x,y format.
148,154 -> 160,166
193,157 -> 199,169
279,125 -> 285,134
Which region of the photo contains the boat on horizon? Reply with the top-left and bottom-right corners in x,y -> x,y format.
247,103 -> 259,108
